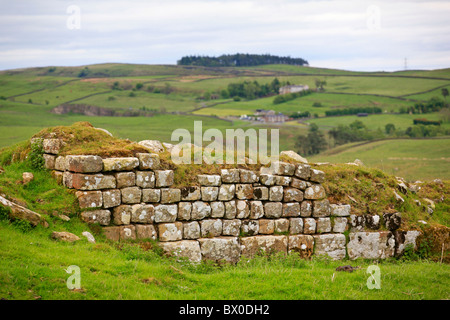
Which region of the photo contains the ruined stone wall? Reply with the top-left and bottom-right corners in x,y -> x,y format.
41,138 -> 421,263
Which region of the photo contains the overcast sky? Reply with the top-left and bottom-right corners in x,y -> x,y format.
1,0 -> 449,71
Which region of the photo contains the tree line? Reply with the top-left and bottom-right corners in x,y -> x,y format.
177,53 -> 308,67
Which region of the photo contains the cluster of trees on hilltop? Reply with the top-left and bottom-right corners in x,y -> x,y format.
177,53 -> 308,67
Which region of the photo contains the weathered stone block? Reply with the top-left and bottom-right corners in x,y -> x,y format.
180,186 -> 201,201
240,235 -> 287,258
115,172 -> 136,188
252,186 -> 268,201
288,235 -> 314,258
161,188 -> 181,204
309,169 -> 325,183
103,157 -> 139,172
313,234 -> 346,260
155,170 -> 174,187
282,202 -> 300,217
159,240 -> 202,263
210,201 -> 225,218
333,217 -> 348,233
350,214 -> 365,232
121,226 -> 136,240
224,201 -> 237,219
300,201 -> 312,217
218,184 -> 235,201
191,201 -> 211,220
330,204 -> 351,217
72,173 -> 116,190
55,156 -> 66,171
51,170 -> 63,185
303,218 -> 316,234
284,188 -> 303,202
113,205 -> 132,225
269,186 -> 283,201
291,178 -> 307,190
317,217 -> 332,233
121,187 -> 141,204
158,222 -> 183,242
304,184 -> 326,200
280,150 -> 308,163
200,219 -> 223,237
142,188 -> 161,203
197,174 -> 221,186
274,219 -> 289,233
383,212 -> 402,231
235,184 -> 254,200
103,226 -> 120,241
250,201 -> 264,219
394,230 -> 421,256
347,231 -> 395,260
76,190 -> 103,209
289,218 -> 303,234
236,200 -> 250,219
259,219 -> 274,235
80,209 -> 111,226
198,237 -> 240,264
313,199 -> 331,217
365,214 -> 381,230
43,138 -> 62,154
294,164 -> 311,180
222,219 -> 241,236
43,154 -> 56,170
239,169 -> 258,183
137,153 -> 160,170
178,202 -> 192,220
264,202 -> 282,218
135,224 -> 157,240
131,204 -> 154,224
275,175 -> 291,186
136,171 -> 155,188
201,186 -> 219,201
241,220 -> 259,236
63,171 -> 73,188
259,174 -> 276,186
183,221 -> 200,239
102,189 -> 121,208
154,204 -> 178,223
221,169 -> 240,183
65,155 -> 103,173
272,161 -> 295,176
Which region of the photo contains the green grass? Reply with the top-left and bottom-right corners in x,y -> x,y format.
309,138 -> 450,181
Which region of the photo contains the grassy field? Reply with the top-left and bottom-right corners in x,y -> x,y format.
309,138 -> 450,181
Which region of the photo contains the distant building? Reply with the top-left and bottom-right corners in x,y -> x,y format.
357,113 -> 369,117
264,113 -> 290,123
279,85 -> 309,95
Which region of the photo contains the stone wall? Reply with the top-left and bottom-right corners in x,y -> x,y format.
40,138 -> 421,263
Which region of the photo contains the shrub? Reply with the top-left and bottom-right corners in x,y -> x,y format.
29,138 -> 44,169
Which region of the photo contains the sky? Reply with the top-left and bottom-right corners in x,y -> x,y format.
1,0 -> 450,72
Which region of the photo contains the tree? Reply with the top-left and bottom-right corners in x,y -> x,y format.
295,123 -> 327,156
385,123 -> 396,135
442,88 -> 449,101
315,79 -> 327,91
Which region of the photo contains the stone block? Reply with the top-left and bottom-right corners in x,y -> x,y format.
51,170 -> 63,185
43,138 -> 62,154
135,224 -> 157,240
347,231 -> 395,260
180,186 -> 201,201
103,157 -> 139,172
198,237 -> 240,264
200,219 -> 223,237
236,200 -> 250,219
197,174 -> 221,186
289,218 -> 303,234
115,172 -> 136,188
313,199 -> 331,217
282,202 -> 301,217
65,155 -> 103,173
239,169 -> 258,183
394,230 -> 421,256
350,215 -> 365,232
158,222 -> 183,242
274,218 -> 289,233
159,240 -> 202,263
309,169 -> 325,183
240,235 -> 287,258
154,204 -> 178,223
183,221 -> 200,239
291,178 -> 307,190
43,154 -> 56,170
269,186 -> 283,201
142,188 -> 161,203
221,169 -> 240,183
201,186 -> 219,201
365,214 -> 381,230
252,186 -> 268,200
178,202 -> 192,220
224,201 -> 237,219
275,175 -> 291,186
218,184 -> 235,201
80,209 -> 111,226
71,173 -> 116,190
330,204 -> 351,217
161,188 -> 181,204
304,184 -> 326,200
76,190 -> 103,209
313,234 -> 347,260
272,161 -> 295,176
222,219 -> 241,236
280,150 -> 308,164
283,188 -> 303,202
210,201 -> 225,218
250,201 -> 264,219
241,220 -> 259,236
155,170 -> 174,187
288,235 -> 314,258
102,189 -> 121,208
303,218 -> 316,234
137,153 -> 160,170
259,219 -> 274,235
264,202 -> 282,218
235,184 -> 254,199
103,226 -> 120,241
191,201 -> 211,220
383,212 -> 402,231
300,201 -> 312,217
55,156 -> 66,171
294,164 -> 311,180
317,217 -> 332,233
136,171 -> 155,188
117,226 -> 136,240
131,204 -> 154,224
333,217 -> 348,233
121,187 -> 141,204
259,174 -> 276,186
113,205 -> 132,225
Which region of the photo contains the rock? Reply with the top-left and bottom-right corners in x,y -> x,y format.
313,199 -> 331,217
282,202 -> 300,217
333,217 -> 348,233
142,188 -> 161,203
283,188 -> 303,202
235,184 -> 254,200
280,150 -> 308,164
178,202 -> 192,220
115,172 -> 136,188
121,187 -> 141,204
250,201 -> 264,219
135,224 -> 157,240
240,235 -> 287,258
393,190 -> 404,203
55,156 -> 66,171
350,214 -> 365,231
224,201 -> 237,219
138,140 -> 164,153
113,205 -> 132,225
76,190 -> 102,209
191,201 -> 211,220
155,170 -> 174,187
201,187 -> 219,201
180,186 -> 201,201
154,204 -> 178,223
135,171 -> 155,189
80,209 -> 111,226
136,153 -> 160,170
71,173 -> 116,190
158,222 -> 183,241
159,240 -> 202,263
51,231 -> 80,242
309,169 -> 325,183
300,201 -> 312,217
103,157 -> 139,172
210,201 -> 225,218
288,235 -> 314,258
304,184 -> 326,200
200,219 -> 223,237
43,154 -> 56,169
269,186 -> 283,201
394,230 -> 421,256
383,212 -> 401,231
161,188 -> 181,204
197,174 -> 221,186
239,169 -> 258,183
218,184 -> 235,201
347,231 -> 395,260
103,226 -> 120,241
0,195 -> 46,227
289,218 -> 303,234
82,231 -> 96,243
183,221 -> 201,239
101,189 -> 121,208
330,204 -> 351,217
272,161 -> 295,176
131,204 -> 154,224
353,159 -> 364,166
43,139 -> 62,154
313,234 -> 347,260
316,217 -> 332,233
397,180 -> 409,194
294,164 -> 311,180
222,219 -> 242,236
274,218 -> 289,233
198,237 -> 240,264
22,172 -> 34,184
120,225 -> 136,240
303,218 -> 316,234
94,127 -> 113,137
264,202 -> 282,218
423,198 -> 435,209
65,155 -> 103,173
236,200 -> 250,219
365,214 -> 381,230
241,220 -> 259,236
259,219 -> 275,235
220,169 -> 240,183
259,174 -> 276,186
253,186 -> 269,201
275,175 -> 291,186
291,178 -> 307,190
